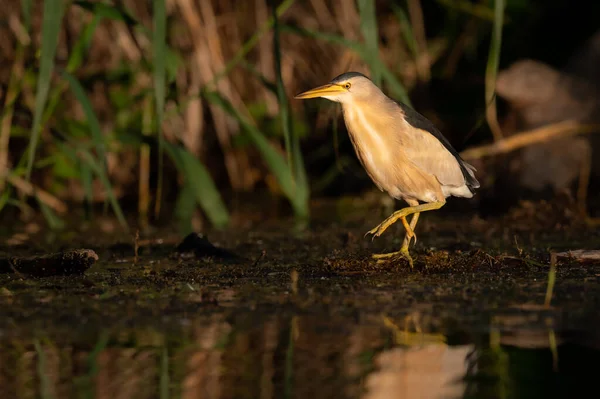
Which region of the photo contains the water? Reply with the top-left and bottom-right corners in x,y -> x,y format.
0,291 -> 598,399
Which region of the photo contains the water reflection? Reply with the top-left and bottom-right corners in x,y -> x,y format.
363,344 -> 472,399
0,311 -> 598,399
363,314 -> 471,399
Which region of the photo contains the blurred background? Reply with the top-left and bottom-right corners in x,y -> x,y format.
1,0 -> 599,235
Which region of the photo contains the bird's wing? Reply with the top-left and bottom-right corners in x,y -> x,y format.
394,101 -> 479,190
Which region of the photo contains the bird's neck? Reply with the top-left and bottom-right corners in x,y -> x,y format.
341,100 -> 398,173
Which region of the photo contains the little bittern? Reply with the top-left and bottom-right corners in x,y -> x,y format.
295,72 -> 480,268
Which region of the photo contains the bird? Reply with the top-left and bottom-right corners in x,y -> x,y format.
294,72 -> 480,268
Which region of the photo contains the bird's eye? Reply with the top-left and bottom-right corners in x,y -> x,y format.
344,83 -> 351,89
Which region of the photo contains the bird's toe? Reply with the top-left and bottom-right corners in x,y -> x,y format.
365,224 -> 384,240
372,247 -> 414,268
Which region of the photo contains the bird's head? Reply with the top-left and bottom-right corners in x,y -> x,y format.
294,72 -> 377,104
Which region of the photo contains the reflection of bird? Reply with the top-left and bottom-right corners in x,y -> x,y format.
295,72 -> 479,267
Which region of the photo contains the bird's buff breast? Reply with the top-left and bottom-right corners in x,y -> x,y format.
343,104 -> 410,199
341,102 -> 445,203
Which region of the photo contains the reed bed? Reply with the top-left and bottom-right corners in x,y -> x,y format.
0,0 -> 507,232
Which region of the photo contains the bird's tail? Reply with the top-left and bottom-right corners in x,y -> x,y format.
460,161 -> 480,190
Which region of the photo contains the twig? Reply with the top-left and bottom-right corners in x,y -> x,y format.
4,173 -> 67,214
252,250 -> 266,267
460,120 -> 600,160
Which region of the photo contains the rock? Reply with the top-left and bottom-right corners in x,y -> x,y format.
0,249 -> 99,277
173,233 -> 242,262
496,58 -> 600,196
496,59 -> 597,127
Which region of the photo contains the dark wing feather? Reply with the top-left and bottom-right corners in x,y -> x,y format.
395,101 -> 480,191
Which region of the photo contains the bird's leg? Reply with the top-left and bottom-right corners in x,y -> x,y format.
400,216 -> 415,241
364,215 -> 414,240
404,212 -> 420,246
366,201 -> 445,239
373,212 -> 420,268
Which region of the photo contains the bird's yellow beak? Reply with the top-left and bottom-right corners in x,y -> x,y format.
294,84 -> 346,99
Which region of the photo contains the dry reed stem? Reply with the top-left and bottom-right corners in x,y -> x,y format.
138,96 -> 152,229
402,38 -> 446,84
177,0 -> 257,190
0,93 -> 16,192
201,0 -> 262,189
407,0 -> 430,82
176,0 -> 205,156
333,0 -> 360,41
460,120 -> 600,160
256,0 -> 277,116
0,53 -> 22,192
0,15 -> 28,192
4,173 -> 67,214
198,0 -> 245,189
309,0 -> 336,31
8,12 -> 30,46
113,22 -> 142,63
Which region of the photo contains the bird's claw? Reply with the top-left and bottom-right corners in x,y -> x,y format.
364,224 -> 387,241
407,231 -> 417,245
401,220 -> 416,244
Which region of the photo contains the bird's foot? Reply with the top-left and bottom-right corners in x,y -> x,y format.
372,246 -> 414,269
364,211 -> 410,240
